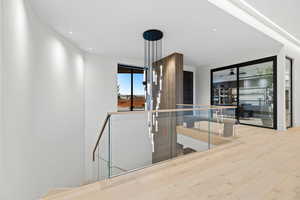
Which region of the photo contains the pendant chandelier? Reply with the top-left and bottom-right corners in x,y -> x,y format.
143,29 -> 164,152
143,29 -> 163,111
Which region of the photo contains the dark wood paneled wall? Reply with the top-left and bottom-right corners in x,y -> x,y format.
151,53 -> 183,163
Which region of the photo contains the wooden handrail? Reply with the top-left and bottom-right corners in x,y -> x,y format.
92,106 -> 237,162
108,106 -> 236,115
176,104 -> 210,106
92,114 -> 111,161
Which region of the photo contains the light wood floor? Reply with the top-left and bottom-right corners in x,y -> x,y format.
43,126 -> 300,200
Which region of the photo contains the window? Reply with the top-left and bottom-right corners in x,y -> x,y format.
117,65 -> 145,111
211,56 -> 277,129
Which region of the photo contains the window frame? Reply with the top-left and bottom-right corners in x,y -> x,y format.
210,56 -> 278,129
117,64 -> 146,111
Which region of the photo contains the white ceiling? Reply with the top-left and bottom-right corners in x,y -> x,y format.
28,0 -> 282,67
244,0 -> 300,41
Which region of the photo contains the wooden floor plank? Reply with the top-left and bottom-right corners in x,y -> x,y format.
43,126 -> 300,200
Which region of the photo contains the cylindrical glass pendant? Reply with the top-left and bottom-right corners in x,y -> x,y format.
143,29 -> 163,153
143,29 -> 163,111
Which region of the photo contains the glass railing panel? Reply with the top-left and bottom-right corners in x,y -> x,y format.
209,107 -> 238,147
108,108 -> 237,178
175,109 -> 212,156
94,117 -> 110,181
109,112 -> 152,177
94,107 -> 237,180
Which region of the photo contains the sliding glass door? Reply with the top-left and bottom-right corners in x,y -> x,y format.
211,56 -> 277,129
285,58 -> 293,128
238,62 -> 275,128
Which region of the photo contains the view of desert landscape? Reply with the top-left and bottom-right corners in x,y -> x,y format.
118,65 -> 145,111
118,95 -> 145,111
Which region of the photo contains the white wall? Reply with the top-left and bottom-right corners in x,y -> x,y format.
282,45 -> 300,127
1,0 -> 85,199
110,114 -> 152,173
0,0 -> 5,198
196,67 -> 211,105
84,54 -> 116,182
207,0 -> 300,130
84,53 -> 145,182
276,48 -> 286,130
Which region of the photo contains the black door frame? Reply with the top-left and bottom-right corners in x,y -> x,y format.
210,56 -> 278,129
286,57 -> 293,129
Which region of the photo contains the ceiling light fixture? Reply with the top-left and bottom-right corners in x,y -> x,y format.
143,29 -> 163,111
143,29 -> 164,154
69,31 -> 73,35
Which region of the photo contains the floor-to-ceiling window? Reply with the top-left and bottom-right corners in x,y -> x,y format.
211,56 -> 277,129
117,64 -> 145,111
285,57 -> 293,128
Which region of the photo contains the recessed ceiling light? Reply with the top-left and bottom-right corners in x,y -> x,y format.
69,31 -> 73,35
212,28 -> 217,32
88,48 -> 93,51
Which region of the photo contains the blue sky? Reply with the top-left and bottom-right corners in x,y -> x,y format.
118,73 -> 145,95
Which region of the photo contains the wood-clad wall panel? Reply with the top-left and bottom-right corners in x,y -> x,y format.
152,53 -> 183,163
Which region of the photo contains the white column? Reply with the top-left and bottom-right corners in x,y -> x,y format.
276,47 -> 286,131
0,0 -> 6,198
196,67 -> 211,105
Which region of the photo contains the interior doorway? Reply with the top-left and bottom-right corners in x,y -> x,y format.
285,57 -> 293,128
183,71 -> 194,104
